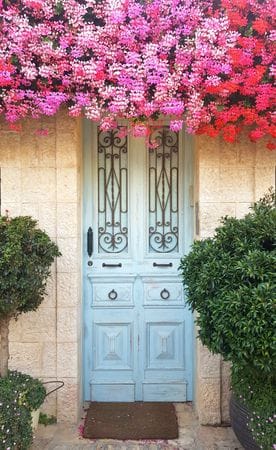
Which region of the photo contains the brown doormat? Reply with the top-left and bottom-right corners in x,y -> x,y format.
83,402 -> 178,440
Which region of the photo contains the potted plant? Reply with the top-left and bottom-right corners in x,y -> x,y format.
0,214 -> 60,448
179,190 -> 275,450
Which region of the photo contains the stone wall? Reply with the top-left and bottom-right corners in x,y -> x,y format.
0,115 -> 275,424
0,111 -> 82,422
194,134 -> 276,424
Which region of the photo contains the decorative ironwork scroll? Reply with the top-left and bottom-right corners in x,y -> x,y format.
148,128 -> 179,253
98,128 -> 128,253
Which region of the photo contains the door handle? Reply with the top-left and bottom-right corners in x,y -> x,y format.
102,263 -> 122,268
87,227 -> 93,257
153,262 -> 173,267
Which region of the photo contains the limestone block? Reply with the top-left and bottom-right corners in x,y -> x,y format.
0,118 -> 11,131
254,166 -> 275,200
57,238 -> 79,272
21,202 -> 40,219
235,166 -> 254,202
41,342 -> 57,378
38,202 -> 57,237
57,378 -> 79,422
21,117 -> 41,134
20,132 -> 39,167
57,168 -> 78,203
199,166 -> 220,202
235,202 -> 252,219
9,307 -> 56,343
0,202 -> 21,217
219,140 -> 238,165
21,168 -> 56,203
1,167 -> 21,203
57,308 -> 78,343
56,109 -> 78,132
199,202 -> 236,238
196,378 -> 221,425
256,139 -> 276,166
221,361 -> 231,424
37,132 -> 56,168
57,272 -> 79,307
219,166 -> 239,202
44,269 -> 57,308
57,203 -> 78,237
197,342 -> 221,379
20,131 -> 56,168
0,132 -> 21,167
40,379 -> 57,417
57,343 -> 78,378
9,342 -> 42,377
196,136 -> 220,167
237,139 -> 256,166
56,132 -> 79,168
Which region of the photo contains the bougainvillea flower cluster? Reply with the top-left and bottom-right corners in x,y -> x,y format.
0,0 -> 275,148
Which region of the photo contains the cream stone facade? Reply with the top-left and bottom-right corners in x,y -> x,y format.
0,112 -> 275,424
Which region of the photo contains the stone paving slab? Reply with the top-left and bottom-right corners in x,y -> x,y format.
31,403 -> 243,450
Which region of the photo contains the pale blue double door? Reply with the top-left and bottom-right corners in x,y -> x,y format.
83,122 -> 194,402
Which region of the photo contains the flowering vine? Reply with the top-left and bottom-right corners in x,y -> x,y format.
0,0 -> 275,148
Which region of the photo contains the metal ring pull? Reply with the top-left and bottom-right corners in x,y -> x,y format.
108,289 -> 118,301
160,288 -> 170,300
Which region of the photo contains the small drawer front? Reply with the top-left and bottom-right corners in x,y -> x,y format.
92,284 -> 133,307
144,282 -> 184,306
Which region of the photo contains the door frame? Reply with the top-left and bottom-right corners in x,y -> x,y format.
82,119 -> 195,402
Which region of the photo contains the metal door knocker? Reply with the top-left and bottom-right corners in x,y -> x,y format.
108,289 -> 118,301
160,288 -> 170,300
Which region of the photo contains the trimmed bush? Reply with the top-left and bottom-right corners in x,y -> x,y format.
179,190 -> 276,376
0,215 -> 60,378
0,371 -> 46,450
179,190 -> 276,449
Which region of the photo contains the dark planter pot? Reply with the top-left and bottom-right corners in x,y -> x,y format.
230,394 -> 261,450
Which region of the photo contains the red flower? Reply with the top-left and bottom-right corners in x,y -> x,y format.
252,19 -> 270,35
266,141 -> 276,151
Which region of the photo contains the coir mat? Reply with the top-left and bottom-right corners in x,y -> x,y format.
83,402 -> 178,440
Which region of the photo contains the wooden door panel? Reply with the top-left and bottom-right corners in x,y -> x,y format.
145,321 -> 185,370
83,123 -> 193,402
90,309 -> 136,401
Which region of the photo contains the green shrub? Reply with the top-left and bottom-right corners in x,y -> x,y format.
179,190 -> 276,449
0,215 -> 60,378
179,190 -> 276,376
38,412 -> 57,426
0,371 -> 46,450
7,371 -> 46,411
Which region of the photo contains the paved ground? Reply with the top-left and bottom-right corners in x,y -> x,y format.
31,403 -> 243,450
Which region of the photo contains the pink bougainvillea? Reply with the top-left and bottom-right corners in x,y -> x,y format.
0,0 -> 275,148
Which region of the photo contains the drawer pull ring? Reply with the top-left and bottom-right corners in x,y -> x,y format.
160,288 -> 170,300
108,289 -> 118,301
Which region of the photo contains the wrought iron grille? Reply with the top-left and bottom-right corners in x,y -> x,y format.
97,128 -> 128,254
148,127 -> 179,253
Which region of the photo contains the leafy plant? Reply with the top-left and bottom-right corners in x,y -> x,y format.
8,371 -> 46,411
39,412 -> 57,426
0,371 -> 46,450
0,215 -> 60,378
231,368 -> 276,450
179,189 -> 276,449
179,189 -> 276,376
